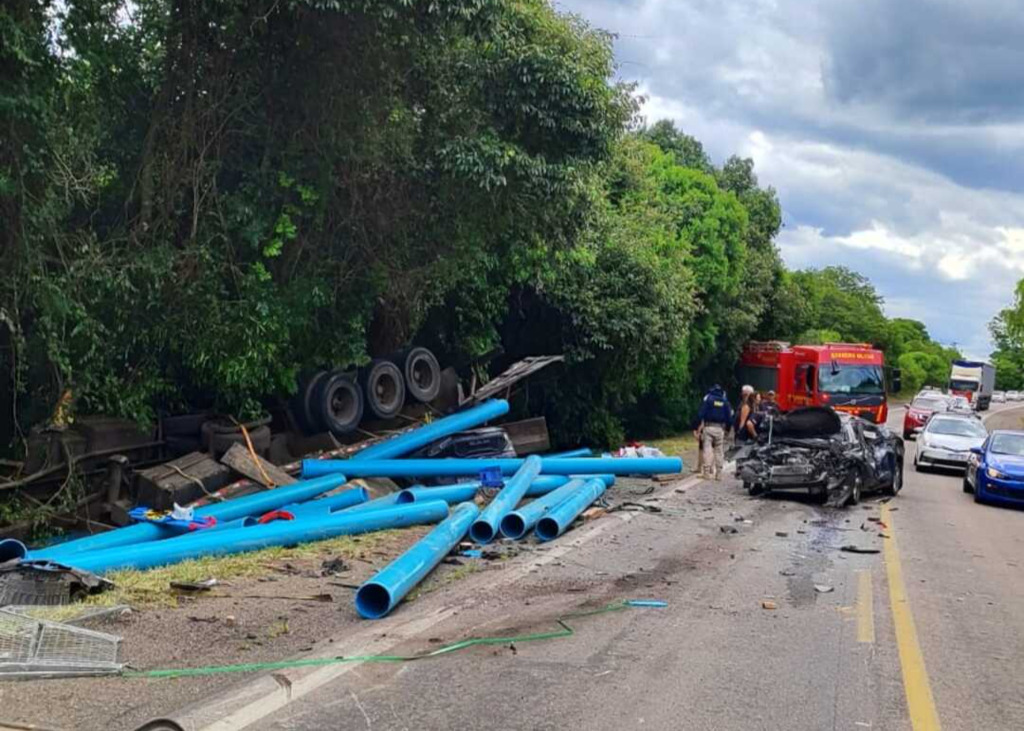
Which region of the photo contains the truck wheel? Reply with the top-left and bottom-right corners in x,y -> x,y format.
201,421 -> 271,459
359,359 -> 406,420
391,347 -> 441,403
292,370 -> 329,434
314,371 -> 364,436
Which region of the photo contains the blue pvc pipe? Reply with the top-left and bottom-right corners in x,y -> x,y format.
352,400 -> 510,462
0,538 -> 28,562
524,475 -> 570,496
302,457 -> 682,480
355,502 -> 480,619
211,517 -> 258,531
469,455 -> 542,544
335,492 -> 405,514
67,500 -> 451,575
30,474 -> 348,561
535,477 -> 608,542
501,475 -> 615,539
500,478 -> 587,539
398,485 -> 481,505
280,486 -> 369,516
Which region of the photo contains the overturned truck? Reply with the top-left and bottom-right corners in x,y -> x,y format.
736,407 -> 904,507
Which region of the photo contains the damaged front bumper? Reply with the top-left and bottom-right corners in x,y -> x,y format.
737,441 -> 860,507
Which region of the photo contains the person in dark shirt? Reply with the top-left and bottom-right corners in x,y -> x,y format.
696,385 -> 733,480
736,385 -> 758,444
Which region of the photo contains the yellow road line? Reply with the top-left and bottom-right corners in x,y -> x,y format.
856,570 -> 875,643
881,503 -> 942,730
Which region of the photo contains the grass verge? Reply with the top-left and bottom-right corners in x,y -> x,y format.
85,530 -> 404,608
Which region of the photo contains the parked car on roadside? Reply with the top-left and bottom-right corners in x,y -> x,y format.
992,391 -> 1006,403
963,430 -> 1024,507
737,406 -> 904,506
914,413 -> 988,473
903,393 -> 952,439
1008,391 -> 1022,401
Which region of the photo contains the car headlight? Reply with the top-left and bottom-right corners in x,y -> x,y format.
987,467 -> 1007,480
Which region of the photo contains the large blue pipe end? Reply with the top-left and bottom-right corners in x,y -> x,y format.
0,538 -> 28,562
535,516 -> 560,542
468,519 -> 496,544
355,582 -> 393,619
499,513 -> 527,540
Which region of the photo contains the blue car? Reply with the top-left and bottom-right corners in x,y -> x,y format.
963,430 -> 1024,507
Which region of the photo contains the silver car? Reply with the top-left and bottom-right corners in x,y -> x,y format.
914,414 -> 988,473
992,391 -> 1006,403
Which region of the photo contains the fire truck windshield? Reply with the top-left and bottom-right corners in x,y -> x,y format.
817,365 -> 885,395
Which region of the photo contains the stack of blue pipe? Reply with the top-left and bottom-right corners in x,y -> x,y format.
0,397 -> 682,620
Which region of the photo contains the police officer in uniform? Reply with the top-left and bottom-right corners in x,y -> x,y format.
695,384 -> 733,480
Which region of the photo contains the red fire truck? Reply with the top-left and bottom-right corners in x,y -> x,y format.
737,341 -> 899,424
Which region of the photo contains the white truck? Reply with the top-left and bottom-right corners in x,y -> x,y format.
949,360 -> 996,411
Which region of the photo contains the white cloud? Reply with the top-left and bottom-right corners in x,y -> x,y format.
561,0 -> 1024,356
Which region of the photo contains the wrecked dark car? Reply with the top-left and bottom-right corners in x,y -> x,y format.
736,407 -> 904,507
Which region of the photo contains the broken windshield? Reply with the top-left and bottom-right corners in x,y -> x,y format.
817,365 -> 885,395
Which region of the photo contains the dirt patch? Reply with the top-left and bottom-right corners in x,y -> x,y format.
0,525 -> 437,731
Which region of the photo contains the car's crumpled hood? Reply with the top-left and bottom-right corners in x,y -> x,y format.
769,407 -> 842,438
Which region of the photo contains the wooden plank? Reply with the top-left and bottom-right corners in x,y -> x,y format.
220,443 -> 297,488
137,452 -> 234,510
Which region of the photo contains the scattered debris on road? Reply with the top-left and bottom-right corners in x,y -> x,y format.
840,545 -> 881,555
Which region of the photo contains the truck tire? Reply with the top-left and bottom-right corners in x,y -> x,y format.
391,347 -> 441,403
314,371 -> 364,436
200,421 -> 271,459
292,370 -> 329,434
359,359 -> 406,420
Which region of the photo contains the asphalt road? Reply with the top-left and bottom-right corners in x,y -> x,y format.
170,403 -> 1024,731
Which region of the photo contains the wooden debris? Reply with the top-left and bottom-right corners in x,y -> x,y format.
220,443 -> 296,488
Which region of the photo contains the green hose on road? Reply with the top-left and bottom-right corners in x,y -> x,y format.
124,599 -> 666,679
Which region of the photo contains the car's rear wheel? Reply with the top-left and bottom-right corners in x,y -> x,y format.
903,430 -> 912,440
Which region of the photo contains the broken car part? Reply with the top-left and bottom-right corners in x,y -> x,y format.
736,407 -> 903,507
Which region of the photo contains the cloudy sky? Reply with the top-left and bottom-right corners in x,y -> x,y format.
558,0 -> 1024,358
